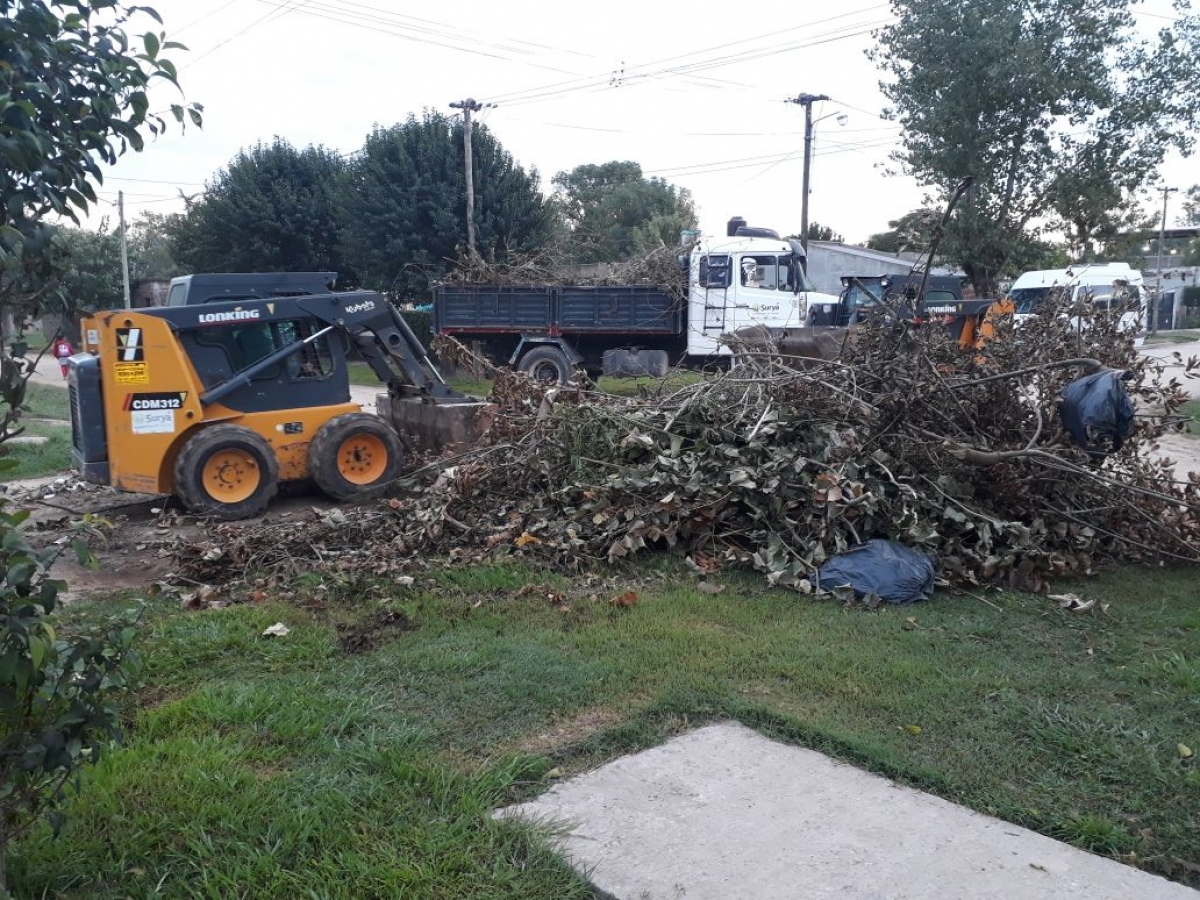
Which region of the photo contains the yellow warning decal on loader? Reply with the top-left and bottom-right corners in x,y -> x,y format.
114,362 -> 149,384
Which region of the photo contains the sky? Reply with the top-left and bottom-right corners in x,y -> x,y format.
98,0 -> 1198,246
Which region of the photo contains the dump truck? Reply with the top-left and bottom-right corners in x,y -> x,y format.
70,276 -> 487,519
434,217 -> 843,381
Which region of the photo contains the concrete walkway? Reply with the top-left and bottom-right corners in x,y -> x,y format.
502,723 -> 1197,900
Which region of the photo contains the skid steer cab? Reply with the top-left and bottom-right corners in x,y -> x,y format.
69,287 -> 482,519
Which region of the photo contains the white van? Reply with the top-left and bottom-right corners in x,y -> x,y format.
1008,263 -> 1145,338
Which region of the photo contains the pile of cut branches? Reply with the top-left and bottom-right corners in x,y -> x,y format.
181,301 -> 1199,595
437,244 -> 691,304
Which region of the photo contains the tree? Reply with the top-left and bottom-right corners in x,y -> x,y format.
341,111 -> 552,299
0,0 -> 201,326
48,213 -> 181,321
866,209 -> 940,254
0,2 -> 195,883
1184,185 -> 1200,226
166,139 -> 348,276
551,161 -> 697,263
801,222 -> 843,243
873,0 -> 1200,296
1183,185 -> 1200,265
128,211 -> 183,282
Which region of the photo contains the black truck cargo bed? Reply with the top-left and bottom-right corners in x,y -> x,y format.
435,284 -> 683,336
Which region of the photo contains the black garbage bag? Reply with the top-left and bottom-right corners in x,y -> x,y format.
816,540 -> 935,605
1058,370 -> 1135,457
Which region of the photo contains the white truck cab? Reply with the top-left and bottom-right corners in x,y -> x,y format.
686,219 -> 840,356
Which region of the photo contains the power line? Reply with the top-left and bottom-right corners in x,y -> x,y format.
492,18 -> 894,109
183,0 -> 313,69
483,5 -> 889,106
244,0 -> 580,73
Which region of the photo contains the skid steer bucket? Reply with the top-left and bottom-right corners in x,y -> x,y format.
376,394 -> 496,454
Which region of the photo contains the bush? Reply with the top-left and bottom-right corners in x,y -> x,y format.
0,356 -> 140,891
399,309 -> 433,346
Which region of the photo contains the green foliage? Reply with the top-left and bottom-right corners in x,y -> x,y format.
874,0 -> 1200,295
125,211 -> 182,283
398,309 -> 432,344
341,112 -> 553,300
793,222 -> 844,243
551,161 -> 697,263
866,208 -> 939,254
0,498 -> 141,881
0,0 -> 201,321
166,139 -> 349,277
0,357 -> 138,890
1181,186 -> 1200,265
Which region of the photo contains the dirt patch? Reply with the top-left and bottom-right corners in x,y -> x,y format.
336,609 -> 418,654
513,707 -> 627,756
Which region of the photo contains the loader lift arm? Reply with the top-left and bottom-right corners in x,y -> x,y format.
189,291 -> 464,409
293,292 -> 460,400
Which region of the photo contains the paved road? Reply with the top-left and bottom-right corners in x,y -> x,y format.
1141,339 -> 1200,399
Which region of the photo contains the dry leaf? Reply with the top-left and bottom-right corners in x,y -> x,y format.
261,622 -> 291,638
901,724 -> 922,735
696,582 -> 726,595
1178,743 -> 1194,759
611,590 -> 638,608
514,532 -> 541,547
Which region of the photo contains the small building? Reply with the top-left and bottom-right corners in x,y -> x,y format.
132,278 -> 170,308
805,241 -> 960,296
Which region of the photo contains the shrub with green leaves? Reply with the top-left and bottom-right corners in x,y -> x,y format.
0,500 -> 141,888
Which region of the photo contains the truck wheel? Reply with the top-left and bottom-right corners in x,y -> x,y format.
518,346 -> 572,384
174,425 -> 280,519
309,412 -> 404,501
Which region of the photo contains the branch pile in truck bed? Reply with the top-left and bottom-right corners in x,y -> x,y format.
438,244 -> 690,304
181,303 -> 1199,595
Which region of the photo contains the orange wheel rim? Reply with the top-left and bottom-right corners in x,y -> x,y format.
337,433 -> 388,485
202,449 -> 260,503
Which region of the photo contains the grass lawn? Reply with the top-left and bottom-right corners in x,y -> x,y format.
0,421 -> 72,480
1145,329 -> 1200,344
11,560 -> 1200,897
1183,400 -> 1199,437
22,381 -> 70,421
1,381 -> 72,481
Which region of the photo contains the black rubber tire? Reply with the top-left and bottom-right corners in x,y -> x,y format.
173,424 -> 280,519
308,412 -> 405,501
517,345 -> 572,384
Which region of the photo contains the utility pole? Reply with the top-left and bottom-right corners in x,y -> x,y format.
1151,186 -> 1178,335
449,98 -> 490,256
118,190 -> 131,309
786,92 -> 829,252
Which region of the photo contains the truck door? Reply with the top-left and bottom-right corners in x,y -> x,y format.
730,254 -> 802,332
